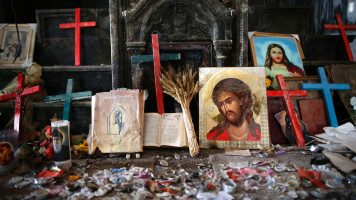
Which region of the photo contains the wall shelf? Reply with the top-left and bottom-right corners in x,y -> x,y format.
303,61 -> 356,66
0,65 -> 111,72
0,100 -> 92,108
1,61 -> 355,72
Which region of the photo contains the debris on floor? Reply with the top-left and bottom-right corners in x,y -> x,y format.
1,146 -> 356,200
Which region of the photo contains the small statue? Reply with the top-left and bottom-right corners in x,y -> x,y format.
0,62 -> 44,96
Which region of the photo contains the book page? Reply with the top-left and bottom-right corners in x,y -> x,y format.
143,113 -> 161,146
160,113 -> 187,147
93,90 -> 144,153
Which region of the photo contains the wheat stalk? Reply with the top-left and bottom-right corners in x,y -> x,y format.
160,65 -> 202,157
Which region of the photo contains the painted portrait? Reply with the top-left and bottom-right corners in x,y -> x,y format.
0,142 -> 14,166
206,78 -> 261,141
0,24 -> 36,67
199,67 -> 270,149
249,32 -> 306,90
0,30 -> 29,62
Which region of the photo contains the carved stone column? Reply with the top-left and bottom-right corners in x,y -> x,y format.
213,40 -> 233,67
109,0 -> 120,89
126,41 -> 146,89
233,0 -> 248,66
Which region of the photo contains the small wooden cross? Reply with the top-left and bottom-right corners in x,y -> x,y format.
44,79 -> 92,120
60,8 -> 96,66
130,34 -> 181,114
302,67 -> 350,127
267,74 -> 308,147
0,73 -> 41,141
324,14 -> 356,61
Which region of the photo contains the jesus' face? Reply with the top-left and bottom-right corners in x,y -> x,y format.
270,47 -> 284,65
216,92 -> 244,126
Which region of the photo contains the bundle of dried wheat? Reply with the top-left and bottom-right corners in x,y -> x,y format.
160,65 -> 202,157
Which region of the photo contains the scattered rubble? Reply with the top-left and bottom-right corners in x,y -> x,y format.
1,146 -> 356,200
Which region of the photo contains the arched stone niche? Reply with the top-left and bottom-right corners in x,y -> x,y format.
123,0 -> 247,89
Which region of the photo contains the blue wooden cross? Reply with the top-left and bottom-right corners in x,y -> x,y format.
301,67 -> 350,127
131,54 -> 181,64
44,79 -> 92,120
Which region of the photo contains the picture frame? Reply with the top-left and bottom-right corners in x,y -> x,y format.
275,108 -> 312,145
249,32 -> 306,90
325,64 -> 356,125
0,24 -> 37,67
267,76 -> 325,145
268,76 -> 326,142
199,67 -> 270,149
283,76 -> 321,108
298,98 -> 328,135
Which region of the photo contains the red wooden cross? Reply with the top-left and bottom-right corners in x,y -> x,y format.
152,34 -> 164,114
324,14 -> 356,61
267,75 -> 308,147
60,8 -> 96,66
0,73 -> 41,141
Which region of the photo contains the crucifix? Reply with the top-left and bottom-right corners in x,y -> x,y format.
60,8 -> 96,66
267,74 -> 308,147
324,14 -> 356,61
0,73 -> 41,141
302,67 -> 350,127
44,79 -> 92,120
130,34 -> 181,114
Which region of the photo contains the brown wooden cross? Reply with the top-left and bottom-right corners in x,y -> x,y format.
267,75 -> 308,146
324,14 -> 356,61
0,73 -> 41,141
60,8 -> 96,66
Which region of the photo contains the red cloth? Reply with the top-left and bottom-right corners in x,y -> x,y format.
206,128 -> 261,141
297,168 -> 328,189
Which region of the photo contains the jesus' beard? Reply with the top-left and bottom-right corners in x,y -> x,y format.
221,110 -> 245,127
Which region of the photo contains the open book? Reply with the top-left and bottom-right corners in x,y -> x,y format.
143,113 -> 188,147
89,89 -> 145,154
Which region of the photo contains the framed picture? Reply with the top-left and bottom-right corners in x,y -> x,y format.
199,67 -> 270,149
325,65 -> 356,125
278,76 -> 325,135
284,76 -> 322,108
249,32 -> 305,90
298,98 -> 328,135
267,76 -> 325,144
0,24 -> 37,67
275,108 -> 313,145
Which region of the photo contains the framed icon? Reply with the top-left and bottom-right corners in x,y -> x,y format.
199,67 -> 270,149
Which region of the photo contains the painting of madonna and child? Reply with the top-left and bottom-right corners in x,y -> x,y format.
199,67 -> 270,149
249,32 -> 306,90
